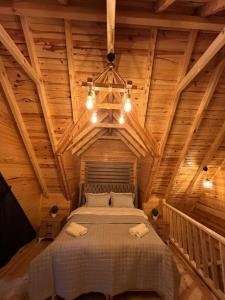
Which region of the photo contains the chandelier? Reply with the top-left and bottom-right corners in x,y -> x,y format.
83,53 -> 135,125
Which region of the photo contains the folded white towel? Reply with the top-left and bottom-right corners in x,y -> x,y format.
66,222 -> 87,237
129,223 -> 149,238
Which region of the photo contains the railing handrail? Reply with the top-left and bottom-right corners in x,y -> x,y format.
163,199 -> 225,245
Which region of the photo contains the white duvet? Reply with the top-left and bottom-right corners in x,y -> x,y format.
68,207 -> 148,220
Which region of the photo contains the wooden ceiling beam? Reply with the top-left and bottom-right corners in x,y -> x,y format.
200,0 -> 225,17
64,20 -> 79,122
141,28 -> 157,127
96,123 -> 124,129
185,120 -> 225,195
0,2 -> 224,32
0,24 -> 40,85
165,58 -> 225,198
177,27 -> 225,93
156,0 -> 176,13
20,16 -> 71,199
145,30 -> 198,202
0,57 -> 48,196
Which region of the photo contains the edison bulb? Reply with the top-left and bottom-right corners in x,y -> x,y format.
119,114 -> 125,125
91,112 -> 97,124
203,178 -> 213,189
86,95 -> 94,110
124,98 -> 132,112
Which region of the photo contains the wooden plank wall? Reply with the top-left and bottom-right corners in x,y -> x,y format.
80,139 -> 137,185
0,87 -> 42,230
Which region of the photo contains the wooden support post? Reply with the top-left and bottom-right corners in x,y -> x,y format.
106,0 -> 116,54
0,57 -> 48,196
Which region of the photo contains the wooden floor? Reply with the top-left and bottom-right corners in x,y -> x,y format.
0,240 -> 217,300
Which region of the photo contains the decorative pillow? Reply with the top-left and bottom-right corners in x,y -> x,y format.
110,192 -> 134,208
85,193 -> 110,207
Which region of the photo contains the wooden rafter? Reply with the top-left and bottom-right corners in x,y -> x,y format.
64,20 -> 79,122
0,57 -> 48,196
113,112 -> 149,153
0,2 -> 224,32
117,129 -> 146,157
76,132 -> 106,156
165,58 -> 225,198
66,112 -> 109,152
200,0 -> 225,17
72,128 -> 103,155
156,0 -> 176,13
185,120 -> 225,195
116,132 -> 141,158
20,16 -> 71,199
145,30 -> 198,202
126,112 -> 159,157
177,27 -> 225,94
141,28 -> 157,127
0,24 -> 40,85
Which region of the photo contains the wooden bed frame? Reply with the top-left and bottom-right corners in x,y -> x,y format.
78,183 -> 138,208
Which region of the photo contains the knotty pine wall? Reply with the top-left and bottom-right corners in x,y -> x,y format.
0,88 -> 42,230
193,166 -> 225,220
80,139 -> 137,185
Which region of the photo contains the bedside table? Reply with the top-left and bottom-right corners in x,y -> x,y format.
150,218 -> 169,242
38,214 -> 67,242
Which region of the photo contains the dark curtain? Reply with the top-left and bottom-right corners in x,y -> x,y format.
0,173 -> 36,268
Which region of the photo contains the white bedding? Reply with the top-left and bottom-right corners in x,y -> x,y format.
68,207 -> 148,220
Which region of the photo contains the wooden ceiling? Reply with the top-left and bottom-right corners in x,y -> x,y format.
0,0 -> 225,205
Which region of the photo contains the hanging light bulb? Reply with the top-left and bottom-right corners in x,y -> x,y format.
86,90 -> 95,110
91,112 -> 98,124
119,114 -> 125,125
203,178 -> 213,189
124,93 -> 132,112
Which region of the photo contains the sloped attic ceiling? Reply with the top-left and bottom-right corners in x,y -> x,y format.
0,0 -> 225,207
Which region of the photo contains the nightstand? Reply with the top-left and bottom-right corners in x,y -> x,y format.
38,214 -> 67,242
150,218 -> 169,242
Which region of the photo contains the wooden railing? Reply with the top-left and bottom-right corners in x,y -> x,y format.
162,199 -> 225,300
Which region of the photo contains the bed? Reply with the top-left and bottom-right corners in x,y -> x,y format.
28,183 -> 180,300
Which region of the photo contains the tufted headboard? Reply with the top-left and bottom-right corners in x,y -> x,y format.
78,183 -> 138,208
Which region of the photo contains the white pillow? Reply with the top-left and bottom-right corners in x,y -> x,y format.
110,192 -> 134,208
85,193 -> 110,207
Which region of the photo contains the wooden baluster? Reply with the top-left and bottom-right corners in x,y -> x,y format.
219,242 -> 225,293
187,222 -> 194,261
209,236 -> 219,289
169,209 -> 174,241
182,219 -> 188,254
200,230 -> 209,278
193,226 -> 201,269
177,215 -> 182,249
